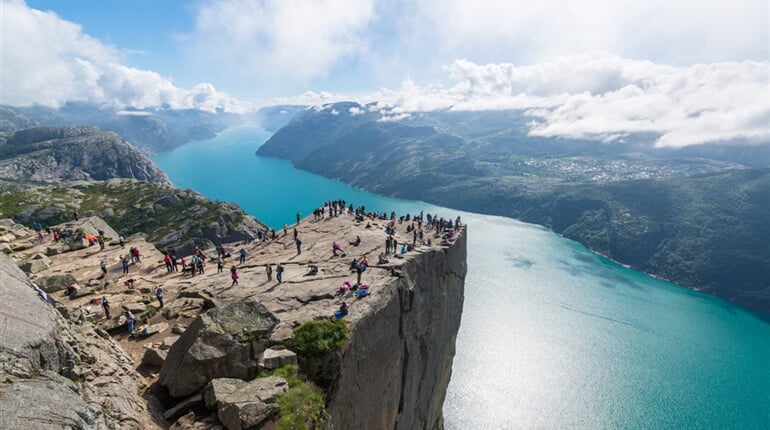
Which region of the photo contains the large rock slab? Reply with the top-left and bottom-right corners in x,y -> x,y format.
159,301 -> 279,398
19,257 -> 50,273
258,347 -> 297,370
34,273 -> 77,293
142,347 -> 168,367
204,376 -> 288,410
219,401 -> 279,430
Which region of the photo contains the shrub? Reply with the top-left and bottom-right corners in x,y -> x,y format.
291,320 -> 349,358
267,365 -> 327,430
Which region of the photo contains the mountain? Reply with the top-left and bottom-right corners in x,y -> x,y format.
253,104 -> 308,132
5,102 -> 243,154
0,125 -> 171,184
258,102 -> 770,312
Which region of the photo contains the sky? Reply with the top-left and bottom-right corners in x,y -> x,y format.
1,0 -> 769,146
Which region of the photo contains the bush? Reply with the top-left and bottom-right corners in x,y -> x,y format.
267,365 -> 327,430
291,320 -> 349,358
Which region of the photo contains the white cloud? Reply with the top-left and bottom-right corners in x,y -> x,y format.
186,0 -> 374,82
366,53 -> 770,147
0,0 -> 246,111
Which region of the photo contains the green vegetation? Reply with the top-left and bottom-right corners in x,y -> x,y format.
266,365 -> 328,430
0,180 -> 263,254
290,320 -> 349,358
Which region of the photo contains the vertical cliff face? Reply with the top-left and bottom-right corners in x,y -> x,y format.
327,229 -> 467,430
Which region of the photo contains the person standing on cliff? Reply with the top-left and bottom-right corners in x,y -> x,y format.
296,211 -> 301,225
121,254 -> 130,275
239,248 -> 247,264
155,286 -> 164,308
101,296 -> 111,320
265,263 -> 273,281
231,267 -> 239,286
296,237 -> 302,255
276,263 -> 284,284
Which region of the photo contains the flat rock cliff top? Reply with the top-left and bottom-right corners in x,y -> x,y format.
1,207 -> 466,429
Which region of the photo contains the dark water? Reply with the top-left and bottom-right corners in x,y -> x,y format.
153,126 -> 770,429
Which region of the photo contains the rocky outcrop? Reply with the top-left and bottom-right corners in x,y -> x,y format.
0,126 -> 170,184
3,181 -> 266,258
326,229 -> 467,430
159,301 -> 279,398
204,376 -> 288,429
0,253 -> 156,429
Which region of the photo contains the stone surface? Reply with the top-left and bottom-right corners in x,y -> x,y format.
204,376 -> 288,410
34,273 -> 77,293
327,227 -> 467,430
163,393 -> 204,421
19,257 -> 50,273
0,253 -> 156,429
136,321 -> 168,336
218,401 -> 279,430
123,302 -> 147,313
258,347 -> 297,370
45,244 -> 68,256
142,347 -> 168,367
159,302 -> 279,398
161,335 -> 180,350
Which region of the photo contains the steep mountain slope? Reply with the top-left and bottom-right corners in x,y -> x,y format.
7,102 -> 242,154
0,179 -> 265,257
0,125 -> 170,184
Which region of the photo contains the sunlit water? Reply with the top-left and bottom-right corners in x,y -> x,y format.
153,126 -> 770,429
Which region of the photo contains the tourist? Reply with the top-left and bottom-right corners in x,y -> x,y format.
101,296 -> 110,319
239,248 -> 247,264
155,286 -> 164,308
119,234 -> 125,248
296,211 -> 301,224
99,260 -> 107,277
276,263 -> 284,284
126,310 -> 137,334
307,264 -> 318,276
121,255 -> 130,274
217,257 -> 224,273
124,278 -> 136,289
335,302 -> 349,319
231,267 -> 239,286
265,263 -> 273,281
350,235 -> 361,247
296,237 -> 302,255
164,253 -> 172,273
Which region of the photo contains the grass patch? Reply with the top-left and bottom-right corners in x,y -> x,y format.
291,320 -> 349,358
266,365 -> 327,430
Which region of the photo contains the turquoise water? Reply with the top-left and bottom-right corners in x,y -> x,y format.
153,126 -> 770,429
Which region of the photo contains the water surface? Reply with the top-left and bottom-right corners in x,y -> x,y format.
154,126 -> 770,429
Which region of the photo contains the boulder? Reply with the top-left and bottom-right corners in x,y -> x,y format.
122,302 -> 147,313
135,322 -> 168,337
218,401 -> 279,430
71,286 -> 96,298
161,335 -> 180,350
258,348 -> 297,370
19,257 -> 50,274
11,241 -> 34,251
0,233 -> 16,243
35,273 -> 78,293
69,238 -> 90,251
163,393 -> 204,422
204,376 -> 288,411
142,347 -> 168,367
45,244 -> 68,256
159,302 -> 279,398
